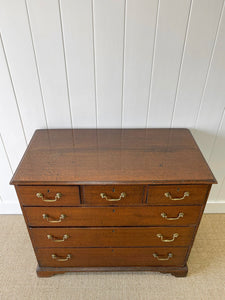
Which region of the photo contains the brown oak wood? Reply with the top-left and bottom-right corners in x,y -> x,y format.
30,226 -> 195,248
24,206 -> 202,227
36,247 -> 188,268
170,265 -> 188,277
147,184 -> 209,205
36,264 -> 188,277
10,129 -> 216,185
16,185 -> 80,206
10,129 -> 216,277
182,185 -> 212,264
81,185 -> 146,205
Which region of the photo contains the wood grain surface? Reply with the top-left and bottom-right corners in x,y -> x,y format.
30,226 -> 195,248
147,184 -> 209,205
81,185 -> 146,205
10,128 -> 216,277
10,129 -> 216,185
16,185 -> 80,206
36,247 -> 189,268
24,206 -> 201,227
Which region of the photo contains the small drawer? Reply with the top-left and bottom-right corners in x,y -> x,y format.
147,185 -> 209,205
24,205 -> 201,227
30,226 -> 195,248
16,186 -> 80,206
81,185 -> 146,205
36,247 -> 189,268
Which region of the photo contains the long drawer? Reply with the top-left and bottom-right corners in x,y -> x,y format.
24,206 -> 202,227
30,226 -> 195,248
36,247 -> 189,268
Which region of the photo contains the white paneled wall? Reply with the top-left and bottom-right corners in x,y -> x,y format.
0,0 -> 225,213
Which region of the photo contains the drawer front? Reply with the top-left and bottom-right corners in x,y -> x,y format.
147,185 -> 209,205
16,186 -> 80,206
36,247 -> 188,267
24,206 -> 201,227
82,185 -> 146,205
30,226 -> 195,248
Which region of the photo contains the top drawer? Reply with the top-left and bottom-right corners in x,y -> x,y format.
147,185 -> 209,205
16,186 -> 80,206
81,185 -> 146,206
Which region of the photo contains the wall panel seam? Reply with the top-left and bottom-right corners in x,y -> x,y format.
216,176 -> 225,199
145,0 -> 160,128
194,0 -> 225,128
24,0 -> 48,129
58,0 -> 73,128
170,0 -> 193,127
0,134 -> 13,173
208,107 -> 225,163
121,0 -> 127,128
0,34 -> 27,145
208,108 -> 225,200
91,0 -> 98,128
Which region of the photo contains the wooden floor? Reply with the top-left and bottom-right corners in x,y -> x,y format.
0,214 -> 225,300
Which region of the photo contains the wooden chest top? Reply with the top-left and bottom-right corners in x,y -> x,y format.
10,128 -> 216,185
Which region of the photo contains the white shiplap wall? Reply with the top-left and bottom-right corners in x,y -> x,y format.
0,0 -> 225,214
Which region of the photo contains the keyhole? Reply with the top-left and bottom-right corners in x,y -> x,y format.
177,188 -> 180,192
112,187 -> 115,192
47,189 -> 50,193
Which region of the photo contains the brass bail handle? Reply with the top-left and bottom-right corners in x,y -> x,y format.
42,214 -> 65,223
156,233 -> 179,243
161,212 -> 184,220
153,253 -> 173,261
100,192 -> 126,202
47,234 -> 69,242
36,192 -> 62,202
164,191 -> 189,201
51,254 -> 71,262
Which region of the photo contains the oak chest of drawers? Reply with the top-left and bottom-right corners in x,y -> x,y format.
10,129 -> 216,277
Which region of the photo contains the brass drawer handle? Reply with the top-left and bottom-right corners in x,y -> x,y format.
36,192 -> 62,202
47,234 -> 69,242
51,254 -> 71,261
161,212 -> 184,220
156,233 -> 179,242
100,192 -> 126,202
153,253 -> 173,261
42,214 -> 65,223
164,191 -> 189,201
